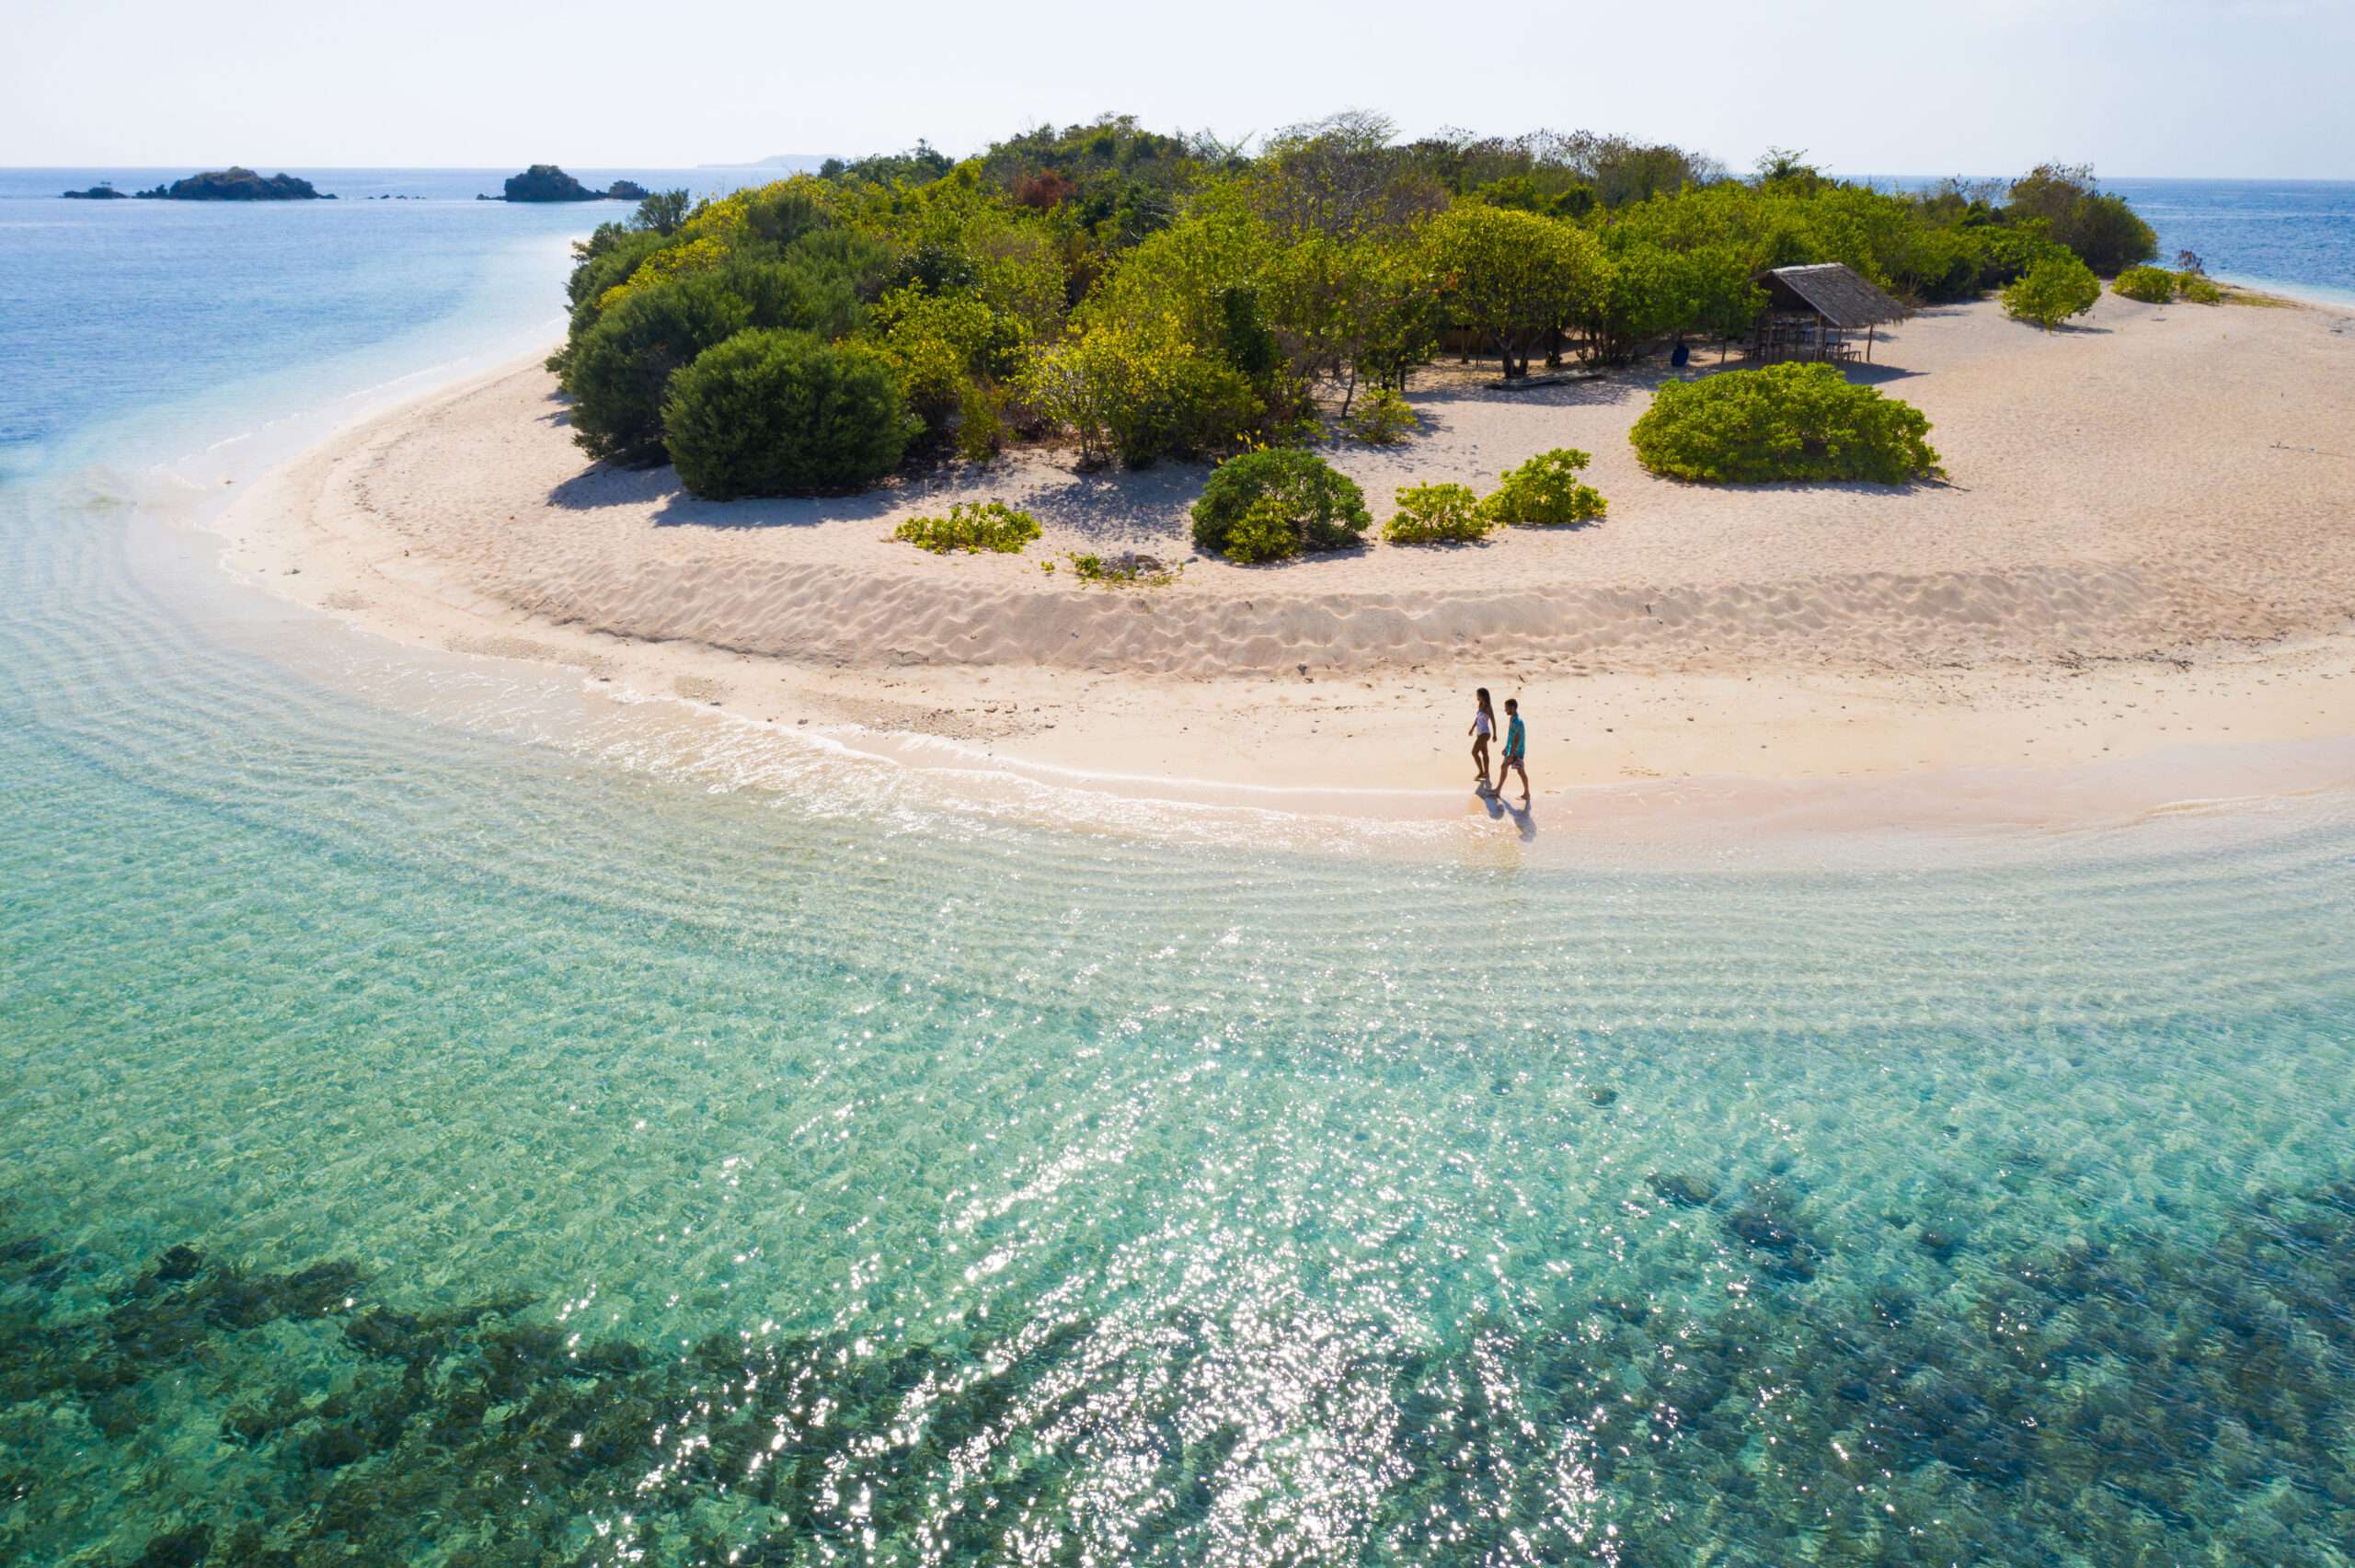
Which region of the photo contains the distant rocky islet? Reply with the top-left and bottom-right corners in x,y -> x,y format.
86,167 -> 332,200
480,165 -> 649,202
62,164 -> 648,203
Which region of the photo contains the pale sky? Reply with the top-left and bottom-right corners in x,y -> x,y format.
6,0 -> 2350,179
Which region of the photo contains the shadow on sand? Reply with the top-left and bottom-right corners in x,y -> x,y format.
1474,785 -> 1537,841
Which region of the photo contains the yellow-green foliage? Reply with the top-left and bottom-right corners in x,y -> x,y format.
1221,498 -> 1304,564
1344,388 -> 1419,445
1478,449 -> 1608,524
890,499 -> 1041,554
1630,364 -> 1939,485
1019,321 -> 1258,468
597,235 -> 732,311
2002,253 -> 2102,330
2176,272 -> 2225,304
2112,265 -> 2176,303
1082,210 -> 1276,352
1189,447 -> 1372,559
1419,204 -> 1604,379
875,285 -> 1028,427
1384,483 -> 1491,544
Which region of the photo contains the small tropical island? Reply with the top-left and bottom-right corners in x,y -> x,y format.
129,167 -> 330,200
60,181 -> 127,200
483,165 -> 649,202
238,113 -> 2354,807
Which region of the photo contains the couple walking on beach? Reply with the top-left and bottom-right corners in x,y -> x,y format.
1468,688 -> 1530,807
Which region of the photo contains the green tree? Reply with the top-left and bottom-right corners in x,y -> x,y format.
1020,322 -> 1260,468
2004,165 -> 2156,274
1420,206 -> 1602,380
1258,232 -> 1437,411
633,189 -> 691,236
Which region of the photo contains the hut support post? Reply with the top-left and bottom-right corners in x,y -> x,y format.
1867,324 -> 1876,363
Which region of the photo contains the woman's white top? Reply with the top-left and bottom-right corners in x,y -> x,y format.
1474,711 -> 1494,738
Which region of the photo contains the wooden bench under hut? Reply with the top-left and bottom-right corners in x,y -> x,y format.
1748,263 -> 1906,364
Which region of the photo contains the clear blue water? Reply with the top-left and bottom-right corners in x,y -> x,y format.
1865,173 -> 2355,306
2106,177 -> 2355,304
4,171 -> 2355,1565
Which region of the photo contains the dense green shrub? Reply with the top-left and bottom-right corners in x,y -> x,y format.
1630,363 -> 1941,485
2006,165 -> 2157,275
565,274 -> 756,460
661,330 -> 912,498
1023,324 -> 1264,468
565,264 -> 869,460
567,228 -> 669,313
1190,448 -> 1371,559
955,382 -> 1011,463
1221,498 -> 1304,564
891,500 -> 1040,554
1115,356 -> 1262,467
1970,222 -> 2072,288
2177,272 -> 2224,304
634,189 -> 691,236
1384,484 -> 1491,544
1478,449 -> 1608,525
2112,265 -> 2177,303
2002,253 -> 2103,330
1344,388 -> 1419,444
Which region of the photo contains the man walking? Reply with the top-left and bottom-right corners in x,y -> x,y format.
1499,697 -> 1530,808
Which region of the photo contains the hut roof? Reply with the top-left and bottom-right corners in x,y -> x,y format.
1759,264 -> 1907,327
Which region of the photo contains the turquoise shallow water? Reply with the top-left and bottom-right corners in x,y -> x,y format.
4,174 -> 2355,1565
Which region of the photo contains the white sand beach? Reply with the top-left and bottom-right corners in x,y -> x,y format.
223,292 -> 2355,815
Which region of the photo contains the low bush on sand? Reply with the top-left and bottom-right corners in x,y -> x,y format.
2001,253 -> 2102,330
1384,483 -> 1491,544
1190,448 -> 1372,561
1630,362 -> 1941,485
1344,388 -> 1419,445
891,499 -> 1040,554
1478,448 -> 1608,525
2112,265 -> 2177,303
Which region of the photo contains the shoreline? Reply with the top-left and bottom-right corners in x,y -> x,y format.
214,291 -> 2355,834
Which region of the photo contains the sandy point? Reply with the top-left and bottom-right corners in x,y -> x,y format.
219,292 -> 2355,831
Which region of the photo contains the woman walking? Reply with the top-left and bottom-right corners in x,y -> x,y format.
1469,688 -> 1496,792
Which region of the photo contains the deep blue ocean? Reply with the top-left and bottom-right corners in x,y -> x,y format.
1867,173 -> 2355,305
2,168 -> 2353,1564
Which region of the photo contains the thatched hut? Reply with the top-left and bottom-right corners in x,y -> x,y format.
1749,264 -> 1907,363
